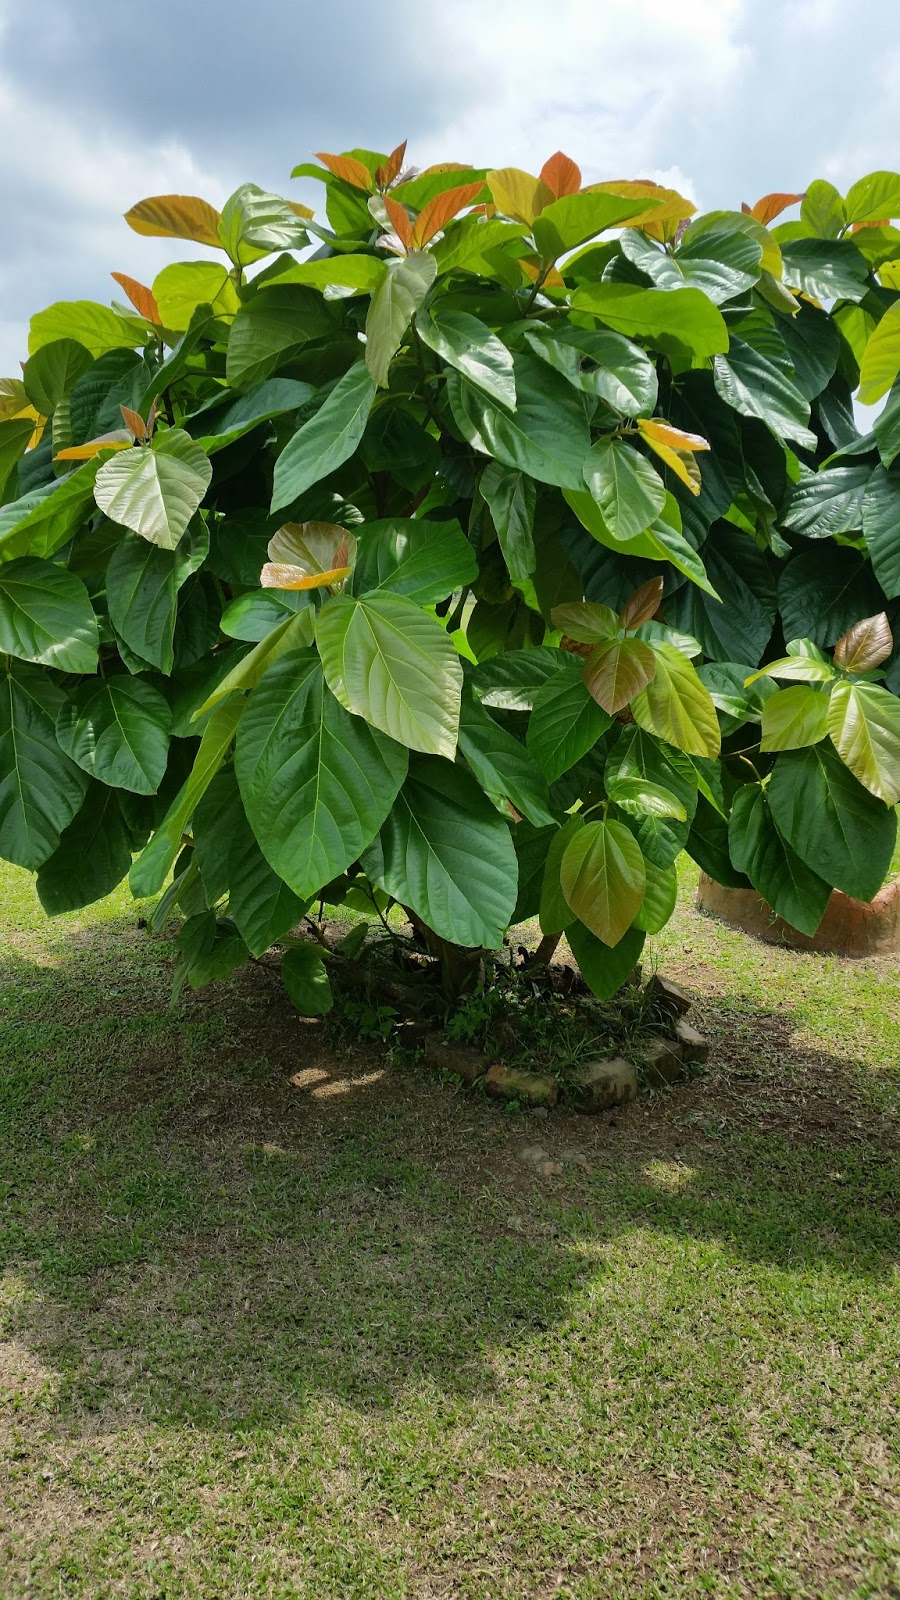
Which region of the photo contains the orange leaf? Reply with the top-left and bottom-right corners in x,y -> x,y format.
120,405 -> 147,441
55,431 -> 133,460
637,418 -> 710,453
124,194 -> 222,248
539,151 -> 582,199
383,196 -> 414,249
315,152 -> 374,191
261,562 -> 353,591
376,139 -> 408,189
851,217 -> 891,232
411,181 -> 485,248
111,272 -> 161,325
619,578 -> 664,630
749,191 -> 804,225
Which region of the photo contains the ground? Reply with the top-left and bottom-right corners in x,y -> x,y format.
0,860 -> 898,1600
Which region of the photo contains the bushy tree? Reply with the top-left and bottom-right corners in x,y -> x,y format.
1,147 -> 899,1009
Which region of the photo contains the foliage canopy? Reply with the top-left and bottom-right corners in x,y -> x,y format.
2,150 -> 900,1005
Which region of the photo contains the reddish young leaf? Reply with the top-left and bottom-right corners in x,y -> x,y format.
850,217 -> 891,232
376,139 -> 408,190
582,638 -> 657,715
411,181 -> 485,248
619,578 -> 664,630
120,405 -> 147,442
383,195 -> 414,249
749,192 -> 804,225
540,151 -> 582,199
111,272 -> 161,325
314,152 -> 374,192
833,612 -> 893,672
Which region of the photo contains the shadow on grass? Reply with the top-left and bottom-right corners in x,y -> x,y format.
0,910 -> 898,1435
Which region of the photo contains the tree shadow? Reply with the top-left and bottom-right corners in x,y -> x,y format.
0,909 -> 897,1438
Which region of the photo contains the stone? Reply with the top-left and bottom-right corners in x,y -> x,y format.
519,1145 -> 551,1166
645,973 -> 692,1018
675,1018 -> 709,1065
566,1056 -> 638,1113
641,1035 -> 684,1086
536,1160 -> 564,1178
422,1035 -> 488,1084
485,1064 -> 558,1107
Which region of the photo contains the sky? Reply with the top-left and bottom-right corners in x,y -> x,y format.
1,0 -> 898,374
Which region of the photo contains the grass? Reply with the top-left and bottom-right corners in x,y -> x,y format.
0,859 -> 898,1599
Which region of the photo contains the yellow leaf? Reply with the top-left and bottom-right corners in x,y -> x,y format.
287,200 -> 315,221
261,562 -> 353,591
124,194 -> 223,249
487,168 -> 555,225
878,259 -> 900,289
637,418 -> 710,453
519,256 -> 566,290
55,432 -> 133,460
587,180 -> 696,241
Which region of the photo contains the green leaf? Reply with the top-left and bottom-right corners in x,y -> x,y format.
173,913 -> 248,996
361,756 -> 519,949
827,681 -> 900,805
56,676 -> 172,794
0,462 -> 99,562
446,354 -> 591,491
777,303 -> 840,400
630,643 -> 721,759
562,490 -> 718,598
364,252 -> 437,387
858,300 -> 900,406
220,589 -> 310,642
218,183 -> 309,266
569,284 -> 729,357
35,781 -> 132,915
152,262 -> 239,330
560,818 -> 645,947
782,465 -> 871,540
526,659 -> 612,781
0,418 -> 34,500
780,240 -> 870,303
431,217 -> 526,275
0,557 -> 98,673
581,439 -> 665,542
713,337 -> 816,449
778,548 -> 882,649
479,464 -> 536,583
263,255 -> 387,293
539,816 -> 584,935
604,727 -> 698,870
94,430 -> 212,551
567,921 -> 645,1000
192,611 -> 314,719
800,179 -> 846,239
417,307 -> 516,409
524,325 -> 657,416
632,858 -> 677,934
844,170 -> 900,226
862,466 -> 900,599
471,648 -> 563,711
745,641 -> 837,686
190,378 -> 317,454
282,943 -> 333,1016
28,301 -> 141,359
129,699 -> 244,898
767,742 -> 896,902
316,591 -> 462,759
234,649 -> 407,901
457,686 -> 555,827
351,518 -> 477,606
760,684 -> 830,751
0,665 -> 88,869
666,526 -> 776,665
728,784 -> 831,936
22,340 -> 93,415
874,379 -> 900,468
532,190 -> 661,257
607,778 -> 687,821
106,528 -> 198,673
620,227 -> 762,304
226,285 -> 337,391
271,362 -> 375,512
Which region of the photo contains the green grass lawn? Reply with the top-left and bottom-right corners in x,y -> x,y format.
0,860 -> 898,1599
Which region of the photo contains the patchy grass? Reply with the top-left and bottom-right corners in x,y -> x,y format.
0,859 -> 898,1599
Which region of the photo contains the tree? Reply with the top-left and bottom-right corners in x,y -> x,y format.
1,150 -> 899,1010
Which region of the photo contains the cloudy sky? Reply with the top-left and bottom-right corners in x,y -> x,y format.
1,0 -> 897,373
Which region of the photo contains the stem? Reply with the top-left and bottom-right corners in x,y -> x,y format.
525,932 -> 562,968
521,262 -> 551,316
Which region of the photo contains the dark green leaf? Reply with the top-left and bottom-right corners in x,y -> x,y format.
351,518 -> 477,605
566,921 -> 645,1001
226,285 -> 337,390
782,465 -> 871,539
0,557 -> 98,672
862,466 -> 900,599
728,784 -> 831,935
35,781 -> 132,915
527,658 -> 612,781
713,336 -> 815,449
56,676 -> 171,793
417,307 -> 516,409
271,362 -> 375,512
282,943 -> 333,1015
767,743 -> 896,901
0,664 -> 87,869
446,353 -> 591,491
457,686 -> 554,827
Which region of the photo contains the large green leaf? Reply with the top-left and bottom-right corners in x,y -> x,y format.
666,527 -> 776,665
56,676 -> 172,794
569,284 -> 729,357
562,489 -> 718,597
479,464 -> 536,582
0,557 -> 98,673
191,379 -> 317,454
0,665 -> 87,869
220,589 -> 310,642
713,337 -> 816,449
351,518 -> 477,605
282,943 -> 333,1016
129,699 -> 244,898
777,303 -> 840,400
271,362 -> 375,512
217,183 -> 309,266
560,818 -> 646,946
94,430 -> 212,551
632,858 -> 678,934
858,300 -> 900,406
800,180 -> 845,239
778,547 -> 881,647
539,816 -> 584,935
360,756 -> 518,949
567,921 -> 645,1000
22,340 -> 93,415
365,252 -> 437,388
316,591 -> 462,759
153,262 -> 239,330
862,466 -> 900,599
28,301 -> 141,359
106,527 -> 199,673
620,227 -> 762,304
827,681 -> 900,805
0,418 -> 34,500
457,686 -> 555,827
728,784 -> 831,936
782,465 -> 871,539
767,742 -> 896,901
263,256 -> 387,294
532,191 -> 661,256
845,170 -> 900,225
630,644 -> 721,759
581,438 -> 666,541
526,659 -> 612,781
35,782 -> 132,915
760,684 -> 830,751
192,611 -> 314,719
234,649 -> 407,901
416,307 -> 515,409
228,834 -> 306,956
445,354 -> 591,490
780,240 -> 869,303
874,380 -> 900,468
604,726 -> 698,870
524,325 -> 657,416
226,285 -> 337,390
0,462 -> 99,562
